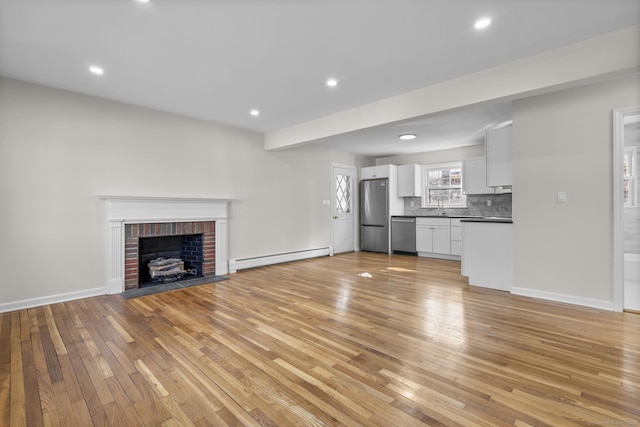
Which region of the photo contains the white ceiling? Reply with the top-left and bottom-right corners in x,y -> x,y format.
314,102 -> 513,157
1,0 -> 639,157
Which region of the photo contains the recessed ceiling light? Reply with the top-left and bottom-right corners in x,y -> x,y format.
250,109 -> 260,117
89,65 -> 104,75
137,0 -> 150,3
474,17 -> 492,30
326,78 -> 338,88
399,134 -> 416,140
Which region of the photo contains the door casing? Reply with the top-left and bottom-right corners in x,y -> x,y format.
330,163 -> 357,255
613,105 -> 640,311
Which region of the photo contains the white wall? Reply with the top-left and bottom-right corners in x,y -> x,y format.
512,74 -> 640,308
0,77 -> 363,308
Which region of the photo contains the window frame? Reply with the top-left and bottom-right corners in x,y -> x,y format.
421,162 -> 467,209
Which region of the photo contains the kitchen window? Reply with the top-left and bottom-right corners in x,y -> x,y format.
624,146 -> 637,207
422,162 -> 466,208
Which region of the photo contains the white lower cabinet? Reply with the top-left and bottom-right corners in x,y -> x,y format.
416,217 -> 456,258
432,227 -> 451,254
416,223 -> 432,253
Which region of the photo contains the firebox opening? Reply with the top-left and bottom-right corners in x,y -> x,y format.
138,234 -> 204,286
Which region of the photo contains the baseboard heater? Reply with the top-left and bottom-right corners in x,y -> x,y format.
229,247 -> 330,273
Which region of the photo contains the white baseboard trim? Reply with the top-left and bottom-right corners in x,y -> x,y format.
0,287 -> 106,314
229,247 -> 330,273
417,252 -> 461,261
511,287 -> 615,312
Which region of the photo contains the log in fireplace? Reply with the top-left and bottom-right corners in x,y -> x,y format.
139,234 -> 202,285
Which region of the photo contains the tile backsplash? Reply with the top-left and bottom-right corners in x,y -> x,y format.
403,193 -> 512,217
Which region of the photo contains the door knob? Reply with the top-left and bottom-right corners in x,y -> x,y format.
333,215 -> 339,219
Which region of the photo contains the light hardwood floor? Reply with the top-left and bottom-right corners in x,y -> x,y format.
2,252 -> 640,426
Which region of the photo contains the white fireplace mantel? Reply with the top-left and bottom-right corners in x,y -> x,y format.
99,196 -> 231,294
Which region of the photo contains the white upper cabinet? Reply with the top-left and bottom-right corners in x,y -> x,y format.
361,164 -> 392,179
486,125 -> 513,188
397,164 -> 422,197
462,157 -> 494,195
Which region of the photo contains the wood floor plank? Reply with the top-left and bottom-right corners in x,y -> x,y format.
21,339 -> 44,427
9,311 -> 26,427
0,311 -> 11,427
2,252 -> 640,426
130,371 -> 173,426
62,341 -> 110,427
43,305 -> 67,356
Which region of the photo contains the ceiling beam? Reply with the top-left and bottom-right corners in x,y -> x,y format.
265,25 -> 640,151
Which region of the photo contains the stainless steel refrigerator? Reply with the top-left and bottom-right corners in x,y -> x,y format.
360,178 -> 389,253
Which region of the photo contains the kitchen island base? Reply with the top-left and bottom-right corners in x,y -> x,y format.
461,220 -> 513,292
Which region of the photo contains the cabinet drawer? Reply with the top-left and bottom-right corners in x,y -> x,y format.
416,217 -> 450,227
451,226 -> 463,241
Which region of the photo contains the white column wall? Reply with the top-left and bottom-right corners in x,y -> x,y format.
511,75 -> 640,309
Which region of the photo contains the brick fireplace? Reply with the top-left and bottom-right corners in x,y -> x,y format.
124,221 -> 215,289
99,196 -> 230,294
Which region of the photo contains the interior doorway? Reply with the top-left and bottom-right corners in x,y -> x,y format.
613,106 -> 640,311
331,163 -> 357,254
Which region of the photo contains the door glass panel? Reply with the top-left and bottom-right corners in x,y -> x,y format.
336,174 -> 351,214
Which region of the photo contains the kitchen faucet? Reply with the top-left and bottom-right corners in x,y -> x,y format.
437,197 -> 446,216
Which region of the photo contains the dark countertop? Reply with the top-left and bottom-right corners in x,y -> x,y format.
391,215 -> 512,223
460,217 -> 513,223
392,215 -> 483,219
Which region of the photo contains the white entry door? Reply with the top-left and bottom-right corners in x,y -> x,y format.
331,164 -> 356,254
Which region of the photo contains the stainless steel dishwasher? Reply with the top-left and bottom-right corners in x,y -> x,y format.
391,216 -> 416,254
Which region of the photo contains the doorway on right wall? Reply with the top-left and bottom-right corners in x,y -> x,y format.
623,113 -> 640,311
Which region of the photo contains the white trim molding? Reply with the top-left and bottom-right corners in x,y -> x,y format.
0,287 -> 105,314
98,196 -> 231,295
511,287 -> 615,312
613,106 -> 640,312
229,247 -> 330,273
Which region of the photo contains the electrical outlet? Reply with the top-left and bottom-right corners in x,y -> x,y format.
487,200 -> 492,207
